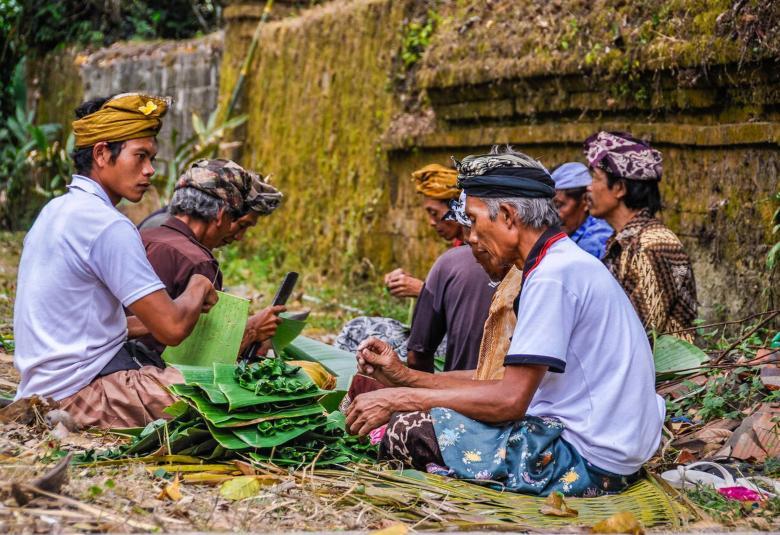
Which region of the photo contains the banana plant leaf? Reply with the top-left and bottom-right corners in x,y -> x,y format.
653,335 -> 709,379
163,291 -> 249,366
206,422 -> 253,450
170,383 -> 325,427
284,336 -> 357,391
213,363 -> 327,410
176,364 -> 216,385
231,416 -> 327,448
248,448 -> 351,467
270,313 -> 307,352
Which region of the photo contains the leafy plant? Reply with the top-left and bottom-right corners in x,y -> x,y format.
157,110 -> 247,200
400,10 -> 439,69
0,99 -> 72,229
767,191 -> 780,270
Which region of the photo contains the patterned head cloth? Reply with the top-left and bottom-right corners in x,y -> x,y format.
176,159 -> 252,215
443,191 -> 471,227
72,92 -> 170,149
453,150 -> 555,198
245,172 -> 283,215
583,131 -> 663,181
411,163 -> 460,200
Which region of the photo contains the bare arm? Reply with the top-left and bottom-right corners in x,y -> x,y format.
126,316 -> 149,339
345,364 -> 547,435
127,274 -> 217,347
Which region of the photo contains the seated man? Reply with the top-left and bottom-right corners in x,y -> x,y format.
584,131 -> 697,339
345,147 -> 664,497
551,162 -> 612,259
13,94 -> 217,428
336,163 -> 494,372
139,159 -> 285,357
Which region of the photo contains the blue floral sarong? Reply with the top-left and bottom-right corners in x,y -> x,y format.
430,408 -> 638,497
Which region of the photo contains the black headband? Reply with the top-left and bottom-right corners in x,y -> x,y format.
458,167 -> 555,199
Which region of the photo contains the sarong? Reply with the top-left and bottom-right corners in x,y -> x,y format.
334,316 -> 446,362
60,366 -> 183,429
428,408 -> 639,497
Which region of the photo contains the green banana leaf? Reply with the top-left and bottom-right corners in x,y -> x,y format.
163,291 -> 249,366
653,334 -> 709,379
170,384 -> 325,427
206,422 -> 252,450
176,364 -> 216,385
213,363 -> 327,410
285,336 -> 357,391
231,417 -> 326,448
271,313 -> 307,352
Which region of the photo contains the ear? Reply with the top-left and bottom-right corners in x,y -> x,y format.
612,179 -> 628,201
92,142 -> 109,169
498,203 -> 515,229
215,206 -> 228,227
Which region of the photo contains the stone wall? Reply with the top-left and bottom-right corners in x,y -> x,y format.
31,33 -> 223,164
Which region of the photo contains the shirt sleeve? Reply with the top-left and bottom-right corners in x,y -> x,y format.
88,219 -> 166,307
504,276 -> 578,373
406,256 -> 448,354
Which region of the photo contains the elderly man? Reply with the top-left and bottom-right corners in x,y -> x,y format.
139,159 -> 285,357
551,162 -> 612,259
583,131 -> 697,339
345,147 -> 664,497
336,163 -> 493,372
13,94 -> 218,428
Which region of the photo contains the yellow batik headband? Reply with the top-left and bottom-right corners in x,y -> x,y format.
72,92 -> 170,149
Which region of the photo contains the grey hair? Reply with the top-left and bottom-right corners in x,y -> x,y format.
482,197 -> 561,229
169,187 -> 226,222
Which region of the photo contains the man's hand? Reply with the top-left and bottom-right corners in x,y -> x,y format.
356,337 -> 409,387
344,388 -> 397,436
186,274 -> 219,313
246,305 -> 287,341
383,268 -> 423,298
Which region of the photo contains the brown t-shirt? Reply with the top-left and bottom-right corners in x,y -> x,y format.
138,216 -> 223,354
406,245 -> 495,371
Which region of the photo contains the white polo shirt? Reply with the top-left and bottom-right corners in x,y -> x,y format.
506,230 -> 665,475
14,175 -> 166,400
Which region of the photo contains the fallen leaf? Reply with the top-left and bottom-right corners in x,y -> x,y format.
760,363 -> 780,391
219,475 -> 281,501
233,460 -> 257,475
674,448 -> 697,464
0,395 -> 57,425
33,452 -> 72,493
182,473 -> 233,485
697,428 -> 733,443
539,491 -> 578,517
591,511 -> 644,534
157,474 -> 182,501
371,523 -> 409,535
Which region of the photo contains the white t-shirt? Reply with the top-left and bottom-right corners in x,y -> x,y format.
506,230 -> 664,475
14,175 -> 166,400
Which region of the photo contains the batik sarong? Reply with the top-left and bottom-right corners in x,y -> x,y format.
334,316 -> 446,361
428,408 -> 639,497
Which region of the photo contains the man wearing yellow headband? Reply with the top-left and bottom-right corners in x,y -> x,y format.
13,94 -> 218,428
335,163 -> 494,377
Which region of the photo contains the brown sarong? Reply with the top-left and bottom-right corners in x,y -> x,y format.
379,410 -> 443,470
60,366 -> 183,428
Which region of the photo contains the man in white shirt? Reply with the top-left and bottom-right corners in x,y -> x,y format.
344,147 -> 664,497
14,93 -> 217,428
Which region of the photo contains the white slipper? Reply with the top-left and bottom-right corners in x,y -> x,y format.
661,461 -> 735,490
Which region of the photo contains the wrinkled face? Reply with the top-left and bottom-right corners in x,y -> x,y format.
202,207 -> 236,250
223,211 -> 260,245
464,196 -> 520,270
586,167 -> 622,219
553,190 -> 588,235
95,137 -> 157,204
464,225 -> 512,281
422,197 -> 461,241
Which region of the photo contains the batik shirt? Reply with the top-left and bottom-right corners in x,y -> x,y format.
602,209 -> 697,341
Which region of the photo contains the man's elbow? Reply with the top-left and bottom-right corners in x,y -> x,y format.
153,324 -> 190,347
492,392 -> 528,422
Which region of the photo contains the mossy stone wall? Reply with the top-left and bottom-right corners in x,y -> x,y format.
223,0 -> 445,285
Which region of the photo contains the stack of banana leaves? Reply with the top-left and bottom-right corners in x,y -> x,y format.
95,358 -> 375,467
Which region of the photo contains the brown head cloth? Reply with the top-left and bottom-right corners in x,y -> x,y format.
412,163 -> 460,200
72,93 -> 170,149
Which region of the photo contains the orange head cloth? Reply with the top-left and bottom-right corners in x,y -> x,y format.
411,163 -> 460,200
72,93 -> 170,149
